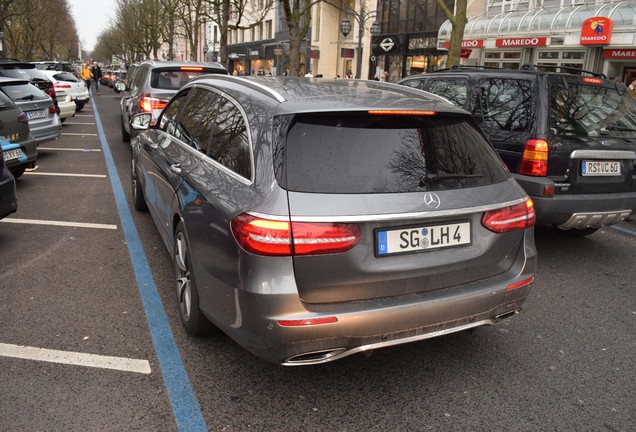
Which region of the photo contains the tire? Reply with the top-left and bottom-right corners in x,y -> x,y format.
61,117 -> 66,123
553,226 -> 599,237
121,115 -> 131,143
174,222 -> 214,336
10,167 -> 25,178
76,102 -> 85,111
131,157 -> 147,211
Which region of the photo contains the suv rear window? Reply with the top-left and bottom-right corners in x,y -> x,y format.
549,78 -> 636,139
0,83 -> 48,101
277,114 -> 509,193
151,68 -> 221,90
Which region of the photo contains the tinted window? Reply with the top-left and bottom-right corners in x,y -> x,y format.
207,97 -> 251,179
427,78 -> 468,107
177,88 -> 213,150
277,114 -> 509,193
475,78 -> 533,132
158,89 -> 191,139
549,79 -> 636,139
53,72 -> 79,82
151,68 -> 223,90
401,79 -> 426,90
0,83 -> 48,101
0,90 -> 16,110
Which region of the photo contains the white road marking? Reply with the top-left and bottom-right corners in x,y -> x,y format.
0,343 -> 151,374
24,172 -> 107,178
63,122 -> 96,125
1,218 -> 117,230
62,132 -> 98,136
38,147 -> 102,152
74,114 -> 94,117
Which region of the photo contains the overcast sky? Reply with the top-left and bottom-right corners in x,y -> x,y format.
68,0 -> 116,52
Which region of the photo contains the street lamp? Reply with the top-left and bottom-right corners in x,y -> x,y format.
339,7 -> 381,79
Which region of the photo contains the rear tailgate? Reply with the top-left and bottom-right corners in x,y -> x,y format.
279,112 -> 530,304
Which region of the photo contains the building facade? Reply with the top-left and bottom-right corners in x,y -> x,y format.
437,0 -> 636,85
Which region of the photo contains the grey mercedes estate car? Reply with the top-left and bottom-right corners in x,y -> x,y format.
130,76 -> 537,365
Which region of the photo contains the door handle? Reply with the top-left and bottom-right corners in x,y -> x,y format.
170,163 -> 182,175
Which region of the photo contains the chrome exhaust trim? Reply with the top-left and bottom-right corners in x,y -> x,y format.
495,309 -> 521,321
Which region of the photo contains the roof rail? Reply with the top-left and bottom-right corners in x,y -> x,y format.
521,63 -> 606,79
200,75 -> 286,103
431,64 -> 508,73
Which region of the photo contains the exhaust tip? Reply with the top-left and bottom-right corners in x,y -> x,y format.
495,309 -> 521,322
284,348 -> 347,365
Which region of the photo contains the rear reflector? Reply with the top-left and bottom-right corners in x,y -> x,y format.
520,139 -> 549,176
507,276 -> 535,291
368,110 -> 436,116
482,198 -> 535,233
277,317 -> 338,327
231,213 -> 362,256
140,96 -> 168,112
543,185 -> 555,197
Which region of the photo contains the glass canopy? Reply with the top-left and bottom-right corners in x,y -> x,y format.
438,1 -> 636,41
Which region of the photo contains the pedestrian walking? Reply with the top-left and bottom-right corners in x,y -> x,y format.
91,62 -> 102,95
80,63 -> 93,94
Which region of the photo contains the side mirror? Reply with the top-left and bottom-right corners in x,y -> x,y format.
130,113 -> 152,131
115,82 -> 126,92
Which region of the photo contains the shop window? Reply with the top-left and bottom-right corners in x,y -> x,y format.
482,51 -> 521,69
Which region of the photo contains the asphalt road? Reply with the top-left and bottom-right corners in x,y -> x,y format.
0,86 -> 634,432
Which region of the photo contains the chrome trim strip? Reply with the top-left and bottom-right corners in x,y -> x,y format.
282,319 -> 496,366
249,197 -> 527,223
570,150 -> 636,160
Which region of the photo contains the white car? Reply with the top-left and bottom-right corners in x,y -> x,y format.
40,70 -> 89,111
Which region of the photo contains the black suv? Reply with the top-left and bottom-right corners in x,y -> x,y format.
399,65 -> 636,236
119,60 -> 227,142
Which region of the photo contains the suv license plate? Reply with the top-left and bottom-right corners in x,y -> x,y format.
2,148 -> 23,161
377,222 -> 471,256
581,161 -> 620,176
27,110 -> 46,120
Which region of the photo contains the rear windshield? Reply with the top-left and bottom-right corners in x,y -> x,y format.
0,83 -> 48,102
53,72 -> 79,82
151,68 -> 223,90
550,78 -> 636,139
0,90 -> 16,110
276,114 -> 510,193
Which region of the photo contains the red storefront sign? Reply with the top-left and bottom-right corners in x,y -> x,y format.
443,40 -> 484,49
460,49 -> 472,58
580,17 -> 613,45
603,49 -> 636,59
496,37 -> 547,47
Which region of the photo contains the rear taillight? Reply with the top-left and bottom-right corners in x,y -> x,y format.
49,104 -> 56,114
17,112 -> 28,124
519,139 -> 548,176
482,198 -> 535,233
140,96 -> 168,112
231,213 -> 362,256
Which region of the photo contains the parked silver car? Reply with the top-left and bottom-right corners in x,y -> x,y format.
130,76 -> 537,365
0,77 -> 61,144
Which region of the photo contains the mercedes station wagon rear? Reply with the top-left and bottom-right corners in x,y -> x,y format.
130,77 -> 537,365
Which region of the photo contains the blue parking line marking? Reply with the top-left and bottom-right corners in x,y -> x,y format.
610,225 -> 636,236
91,99 -> 207,431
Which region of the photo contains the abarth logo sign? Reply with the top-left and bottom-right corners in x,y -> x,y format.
423,193 -> 441,209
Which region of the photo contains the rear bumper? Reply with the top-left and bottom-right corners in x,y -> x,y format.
0,166 -> 17,219
513,174 -> 636,227
214,231 -> 537,365
32,120 -> 62,145
58,101 -> 76,119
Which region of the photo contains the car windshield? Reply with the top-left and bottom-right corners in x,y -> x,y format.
275,113 -> 510,194
0,83 -> 48,101
550,79 -> 636,139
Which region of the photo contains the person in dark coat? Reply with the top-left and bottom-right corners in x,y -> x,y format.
91,62 -> 102,95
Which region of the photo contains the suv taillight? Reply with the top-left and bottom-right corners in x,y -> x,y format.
17,112 -> 28,124
231,213 -> 362,256
519,139 -> 548,176
140,96 -> 168,112
481,198 -> 535,233
49,103 -> 56,114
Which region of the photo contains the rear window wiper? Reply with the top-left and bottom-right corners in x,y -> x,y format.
16,94 -> 35,100
419,173 -> 482,187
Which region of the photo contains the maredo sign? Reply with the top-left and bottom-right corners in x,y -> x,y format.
580,17 -> 613,45
496,37 -> 547,47
443,40 -> 484,49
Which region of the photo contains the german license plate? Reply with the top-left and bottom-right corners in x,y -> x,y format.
376,222 -> 471,256
581,161 -> 620,176
2,148 -> 23,161
27,110 -> 46,119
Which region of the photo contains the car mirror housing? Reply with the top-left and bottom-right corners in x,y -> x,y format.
130,113 -> 151,131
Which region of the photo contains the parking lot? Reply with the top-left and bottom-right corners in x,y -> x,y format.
1,88 -> 635,431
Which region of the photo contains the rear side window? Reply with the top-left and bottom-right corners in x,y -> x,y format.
401,79 -> 427,90
475,78 -> 533,132
175,88 -> 213,151
158,88 -> 191,139
0,83 -> 48,101
276,114 -> 509,193
427,78 -> 469,107
206,97 -> 251,179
